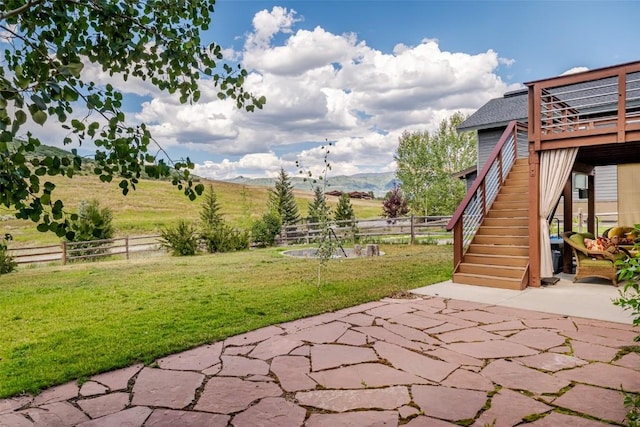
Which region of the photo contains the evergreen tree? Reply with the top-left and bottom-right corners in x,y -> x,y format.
200,184 -> 223,229
307,186 -> 331,223
268,168 -> 301,224
334,193 -> 355,222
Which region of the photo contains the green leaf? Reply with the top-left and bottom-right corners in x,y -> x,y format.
31,110 -> 47,126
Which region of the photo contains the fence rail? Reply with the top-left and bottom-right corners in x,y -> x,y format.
9,235 -> 162,265
8,218 -> 452,267
280,216 -> 451,245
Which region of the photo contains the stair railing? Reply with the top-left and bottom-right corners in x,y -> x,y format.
447,121 -> 528,269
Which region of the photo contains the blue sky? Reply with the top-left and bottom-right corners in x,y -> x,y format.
32,1 -> 640,180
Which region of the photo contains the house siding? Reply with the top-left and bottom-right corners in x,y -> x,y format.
477,127 -> 529,171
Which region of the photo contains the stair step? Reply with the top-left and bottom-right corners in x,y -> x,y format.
482,217 -> 528,227
466,244 -> 529,256
473,235 -> 529,245
503,178 -> 529,187
495,193 -> 528,202
500,186 -> 529,194
491,200 -> 528,210
486,208 -> 529,218
463,253 -> 529,267
452,273 -> 526,290
476,226 -> 528,236
458,263 -> 525,278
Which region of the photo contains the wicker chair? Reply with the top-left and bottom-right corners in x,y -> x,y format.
561,231 -> 629,286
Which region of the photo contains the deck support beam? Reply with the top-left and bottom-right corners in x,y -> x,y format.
528,149 -> 541,287
562,177 -> 573,273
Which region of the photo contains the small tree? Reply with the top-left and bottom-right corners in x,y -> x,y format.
161,219 -> 199,256
307,186 -> 331,224
268,168 -> 300,225
334,193 -> 355,222
65,199 -> 115,261
68,199 -> 114,242
382,185 -> 409,221
251,211 -> 282,247
199,184 -> 249,253
200,184 -> 223,229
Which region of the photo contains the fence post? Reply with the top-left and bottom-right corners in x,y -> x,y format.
125,236 -> 129,260
62,242 -> 67,265
410,215 -> 415,245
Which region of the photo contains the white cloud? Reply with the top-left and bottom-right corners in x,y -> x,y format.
561,66 -> 589,76
119,7 -> 520,181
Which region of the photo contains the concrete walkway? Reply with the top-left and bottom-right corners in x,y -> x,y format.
1,282 -> 639,426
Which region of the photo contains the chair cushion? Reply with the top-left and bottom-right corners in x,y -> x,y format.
580,257 -> 614,267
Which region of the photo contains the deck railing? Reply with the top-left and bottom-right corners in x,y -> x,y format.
528,61 -> 640,149
446,121 -> 528,269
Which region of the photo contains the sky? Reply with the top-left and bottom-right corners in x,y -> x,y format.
25,1 -> 640,180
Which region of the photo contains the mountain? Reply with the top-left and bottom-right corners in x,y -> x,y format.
226,172 -> 398,198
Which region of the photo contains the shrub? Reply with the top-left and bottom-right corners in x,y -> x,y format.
66,199 -> 115,261
160,220 -> 199,256
251,211 -> 282,247
0,234 -> 17,274
201,223 -> 249,253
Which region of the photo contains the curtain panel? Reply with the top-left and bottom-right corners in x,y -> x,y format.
539,148 -> 579,277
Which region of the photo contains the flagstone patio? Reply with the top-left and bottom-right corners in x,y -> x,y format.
1,292 -> 639,426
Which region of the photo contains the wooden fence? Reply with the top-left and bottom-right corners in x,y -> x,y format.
280,216 -> 452,245
7,217 -> 452,266
8,235 -> 162,265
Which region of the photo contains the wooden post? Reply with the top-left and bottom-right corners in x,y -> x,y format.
453,220 -> 463,271
62,242 -> 67,265
410,215 -> 415,245
125,237 -> 129,260
562,177 -> 573,273
587,174 -> 596,235
528,149 -> 541,287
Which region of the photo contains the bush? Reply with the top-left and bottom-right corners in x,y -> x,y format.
201,224 -> 250,253
160,220 -> 199,256
66,199 -> 115,261
0,234 -> 17,274
251,212 -> 282,247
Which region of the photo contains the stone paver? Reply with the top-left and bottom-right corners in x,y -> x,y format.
481,359 -> 571,394
306,410 -> 398,427
156,342 -> 222,371
556,362 -> 640,392
6,295 -> 639,426
412,384 -> 487,421
231,398 -> 305,427
552,383 -> 627,424
196,377 -> 282,414
296,386 -> 410,412
131,368 -> 204,408
473,388 -> 552,427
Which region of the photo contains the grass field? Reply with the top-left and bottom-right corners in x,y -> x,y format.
0,244 -> 452,398
0,176 -> 384,246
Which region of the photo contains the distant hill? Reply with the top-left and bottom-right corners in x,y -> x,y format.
226,172 -> 398,198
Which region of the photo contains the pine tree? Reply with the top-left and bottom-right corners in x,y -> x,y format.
307,186 -> 331,223
268,168 -> 301,224
334,193 -> 355,222
200,184 -> 223,229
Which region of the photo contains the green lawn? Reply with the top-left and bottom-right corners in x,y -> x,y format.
0,244 -> 452,398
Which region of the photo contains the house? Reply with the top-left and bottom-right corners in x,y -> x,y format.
457,88 -> 618,217
447,60 -> 640,289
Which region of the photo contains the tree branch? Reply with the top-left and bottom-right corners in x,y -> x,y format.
1,0 -> 45,21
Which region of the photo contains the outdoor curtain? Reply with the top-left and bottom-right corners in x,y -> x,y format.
539,147 -> 579,278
